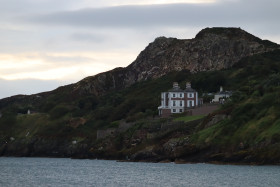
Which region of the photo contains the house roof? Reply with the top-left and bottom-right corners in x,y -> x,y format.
216,91 -> 232,95
166,82 -> 197,93
184,87 -> 196,92
168,87 -> 184,92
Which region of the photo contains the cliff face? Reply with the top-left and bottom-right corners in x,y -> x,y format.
0,27 -> 278,103
75,27 -> 278,96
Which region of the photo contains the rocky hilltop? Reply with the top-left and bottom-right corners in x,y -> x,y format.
1,27 -> 277,100
74,27 -> 278,96
1,27 -> 280,165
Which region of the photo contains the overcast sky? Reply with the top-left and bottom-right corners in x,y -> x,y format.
0,0 -> 279,99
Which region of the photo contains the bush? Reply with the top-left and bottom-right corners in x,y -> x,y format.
0,113 -> 17,130
78,96 -> 99,110
49,105 -> 71,119
94,106 -> 114,120
42,101 -> 56,112
126,112 -> 145,122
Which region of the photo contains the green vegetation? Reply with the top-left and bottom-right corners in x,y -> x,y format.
191,49 -> 280,152
174,115 -> 205,122
0,49 -> 280,163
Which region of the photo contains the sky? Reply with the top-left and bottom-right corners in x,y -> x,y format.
0,0 -> 279,99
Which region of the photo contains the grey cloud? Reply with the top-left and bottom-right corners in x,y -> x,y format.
0,65 -> 49,76
41,54 -> 95,64
70,33 -> 108,43
23,1 -> 280,30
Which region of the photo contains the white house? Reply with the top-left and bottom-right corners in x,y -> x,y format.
212,86 -> 232,103
158,82 -> 199,117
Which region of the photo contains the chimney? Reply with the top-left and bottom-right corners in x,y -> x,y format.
173,82 -> 179,88
186,82 -> 191,88
220,86 -> 223,92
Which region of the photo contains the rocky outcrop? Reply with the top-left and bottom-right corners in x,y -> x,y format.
0,137 -> 93,158
204,114 -> 229,128
0,27 -> 278,103
74,27 -> 279,96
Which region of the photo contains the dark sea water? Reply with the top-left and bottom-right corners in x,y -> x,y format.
0,157 -> 280,187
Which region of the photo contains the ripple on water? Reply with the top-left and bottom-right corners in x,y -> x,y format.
0,158 -> 280,187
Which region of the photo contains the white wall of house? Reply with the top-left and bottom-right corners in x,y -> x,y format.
170,92 -> 184,98
212,93 -> 230,102
196,92 -> 198,106
171,107 -> 184,113
188,93 -> 194,98
159,82 -> 200,116
159,90 -> 198,114
171,100 -> 184,107
187,100 -> 194,107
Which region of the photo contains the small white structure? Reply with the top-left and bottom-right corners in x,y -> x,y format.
212,86 -> 232,103
72,140 -> 77,145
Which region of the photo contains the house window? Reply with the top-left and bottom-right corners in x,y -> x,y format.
180,101 -> 182,106
173,101 -> 176,106
188,93 -> 194,98
173,93 -> 175,97
173,109 -> 176,113
179,93 -> 182,97
179,109 -> 183,113
188,100 -> 193,107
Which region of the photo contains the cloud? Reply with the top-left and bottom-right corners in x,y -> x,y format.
41,54 -> 95,64
22,1 -> 279,30
0,52 -> 135,81
0,0 -> 280,99
70,32 -> 109,43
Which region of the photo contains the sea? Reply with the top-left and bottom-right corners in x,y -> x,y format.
0,157 -> 280,187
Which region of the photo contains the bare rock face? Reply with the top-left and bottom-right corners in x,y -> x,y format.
73,27 -> 278,96
127,27 -> 276,80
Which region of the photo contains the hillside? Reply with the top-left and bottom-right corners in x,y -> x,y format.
74,27 -> 277,96
0,27 -> 280,164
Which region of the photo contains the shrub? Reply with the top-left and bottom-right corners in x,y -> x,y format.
42,101 -> 56,112
49,105 -> 71,119
126,112 -> 145,122
0,113 -> 17,130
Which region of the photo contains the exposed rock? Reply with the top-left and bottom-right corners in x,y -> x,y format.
73,27 -> 278,96
204,114 -> 229,128
96,128 -> 117,140
68,118 -> 86,128
0,28 -> 278,104
0,27 -> 280,164
130,146 -> 159,162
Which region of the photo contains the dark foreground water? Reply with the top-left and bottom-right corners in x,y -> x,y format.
1,157 -> 280,187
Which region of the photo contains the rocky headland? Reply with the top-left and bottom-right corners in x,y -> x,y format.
0,27 -> 280,165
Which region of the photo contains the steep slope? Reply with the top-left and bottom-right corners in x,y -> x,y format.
74,27 -> 278,96
0,27 -> 279,127
1,49 -> 280,164
1,27 -> 280,164
0,27 -> 278,105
